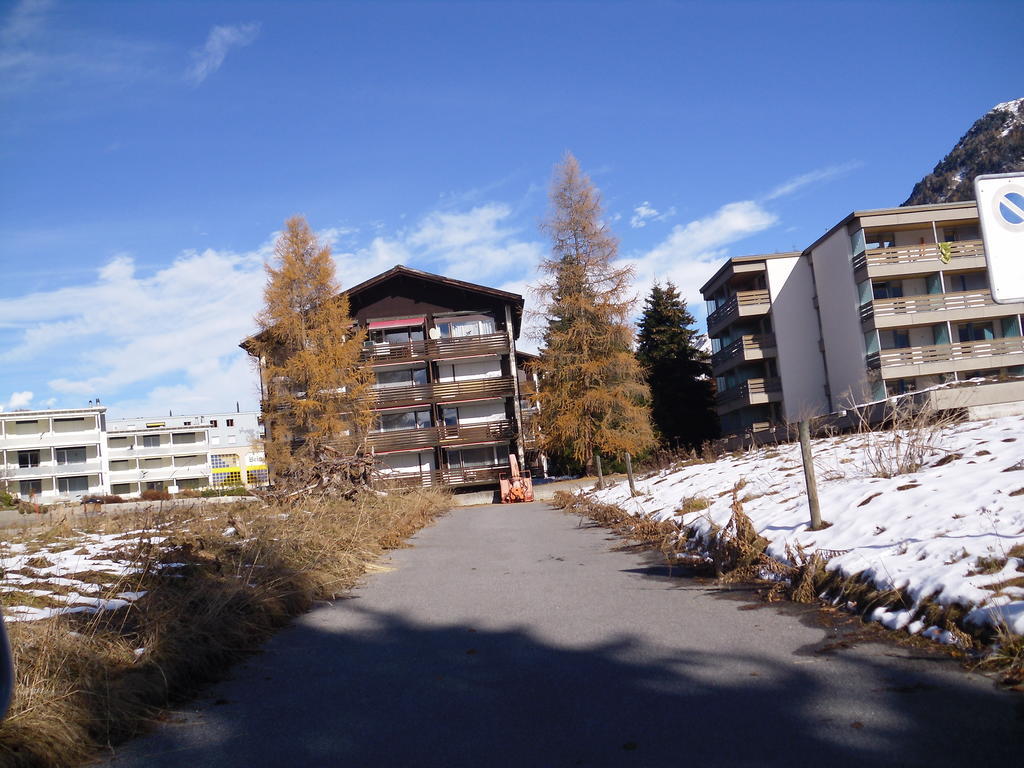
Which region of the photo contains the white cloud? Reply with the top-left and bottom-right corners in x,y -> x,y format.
0,201 -> 546,418
0,244 -> 271,417
629,201 -> 677,229
186,22 -> 260,85
625,200 -> 778,310
765,161 -> 862,200
1,390 -> 33,411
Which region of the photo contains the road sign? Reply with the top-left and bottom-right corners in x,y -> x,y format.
975,172 -> 1024,304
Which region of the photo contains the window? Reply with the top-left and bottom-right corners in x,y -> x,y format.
226,419 -> 234,427
57,476 -> 89,494
378,410 -> 431,432
110,460 -> 131,471
375,367 -> 428,389
183,421 -> 191,426
946,272 -> 987,292
111,483 -> 132,495
55,446 -> 86,465
865,232 -> 896,250
872,281 -> 903,300
17,450 -> 40,468
247,468 -> 269,485
145,481 -> 165,491
212,471 -> 243,487
957,322 -> 994,343
211,454 -> 239,469
436,315 -> 496,338
943,226 -> 979,242
19,479 -> 42,496
446,444 -> 509,470
210,419 -> 218,427
370,325 -> 425,344
142,435 -> 160,448
172,432 -> 196,445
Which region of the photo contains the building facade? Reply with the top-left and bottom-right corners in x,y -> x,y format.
105,411 -> 265,496
701,201 -> 1024,434
245,265 -> 537,489
0,408 -> 264,503
0,406 -> 108,503
701,252 -> 826,435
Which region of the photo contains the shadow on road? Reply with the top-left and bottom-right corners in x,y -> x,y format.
108,602 -> 1024,768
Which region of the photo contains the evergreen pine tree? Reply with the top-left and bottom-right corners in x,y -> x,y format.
251,216 -> 375,484
536,153 -> 655,471
636,282 -> 719,450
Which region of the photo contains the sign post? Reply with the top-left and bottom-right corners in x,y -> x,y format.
975,173 -> 1024,304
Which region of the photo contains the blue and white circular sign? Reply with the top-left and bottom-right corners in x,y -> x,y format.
976,173 -> 1024,304
993,184 -> 1024,232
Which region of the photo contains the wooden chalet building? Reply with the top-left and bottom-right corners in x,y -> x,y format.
245,265 -> 541,490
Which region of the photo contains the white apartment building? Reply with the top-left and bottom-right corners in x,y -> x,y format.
701,252 -> 827,435
702,201 -> 1024,434
808,201 -> 1024,409
0,406 -> 109,503
0,407 -> 264,502
106,411 -> 265,496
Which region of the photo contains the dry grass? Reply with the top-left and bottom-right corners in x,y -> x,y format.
0,489 -> 449,768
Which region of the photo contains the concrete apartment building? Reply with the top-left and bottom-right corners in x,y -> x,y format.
0,406 -> 109,502
245,265 -> 538,490
702,201 -> 1024,434
106,411 -> 265,497
702,252 -> 826,434
0,408 -> 264,503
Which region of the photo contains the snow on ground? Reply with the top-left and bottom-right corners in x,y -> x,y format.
590,414 -> 1024,638
0,529 -> 168,622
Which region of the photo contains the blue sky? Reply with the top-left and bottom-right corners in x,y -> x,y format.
1,0 -> 1021,418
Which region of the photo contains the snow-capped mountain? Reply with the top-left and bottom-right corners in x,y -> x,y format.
903,97 -> 1024,206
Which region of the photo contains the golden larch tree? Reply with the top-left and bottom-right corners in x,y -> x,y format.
251,216 -> 375,484
535,153 -> 655,472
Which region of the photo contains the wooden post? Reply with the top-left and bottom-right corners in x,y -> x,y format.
624,451 -> 637,497
799,420 -> 825,530
594,449 -> 604,490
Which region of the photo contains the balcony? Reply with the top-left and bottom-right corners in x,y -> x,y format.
136,464 -> 211,482
377,465 -> 505,489
852,239 -> 986,279
715,377 -> 783,414
373,376 -> 515,408
859,290 -> 1018,330
866,336 -> 1024,377
710,334 -> 777,375
4,461 -> 101,479
706,291 -> 771,336
367,419 -> 515,453
107,442 -> 207,457
360,332 -> 510,364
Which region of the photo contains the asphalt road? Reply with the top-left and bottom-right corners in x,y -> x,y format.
103,501 -> 1023,767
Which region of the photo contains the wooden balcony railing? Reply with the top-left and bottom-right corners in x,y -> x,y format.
866,336 -> 1024,369
376,465 -> 505,489
715,377 -> 782,405
852,239 -> 985,273
706,290 -> 771,331
860,289 -> 996,323
360,332 -> 510,364
367,419 -> 516,453
711,334 -> 777,368
373,376 -> 514,407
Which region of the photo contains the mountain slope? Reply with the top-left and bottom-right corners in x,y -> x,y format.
903,97 -> 1024,206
